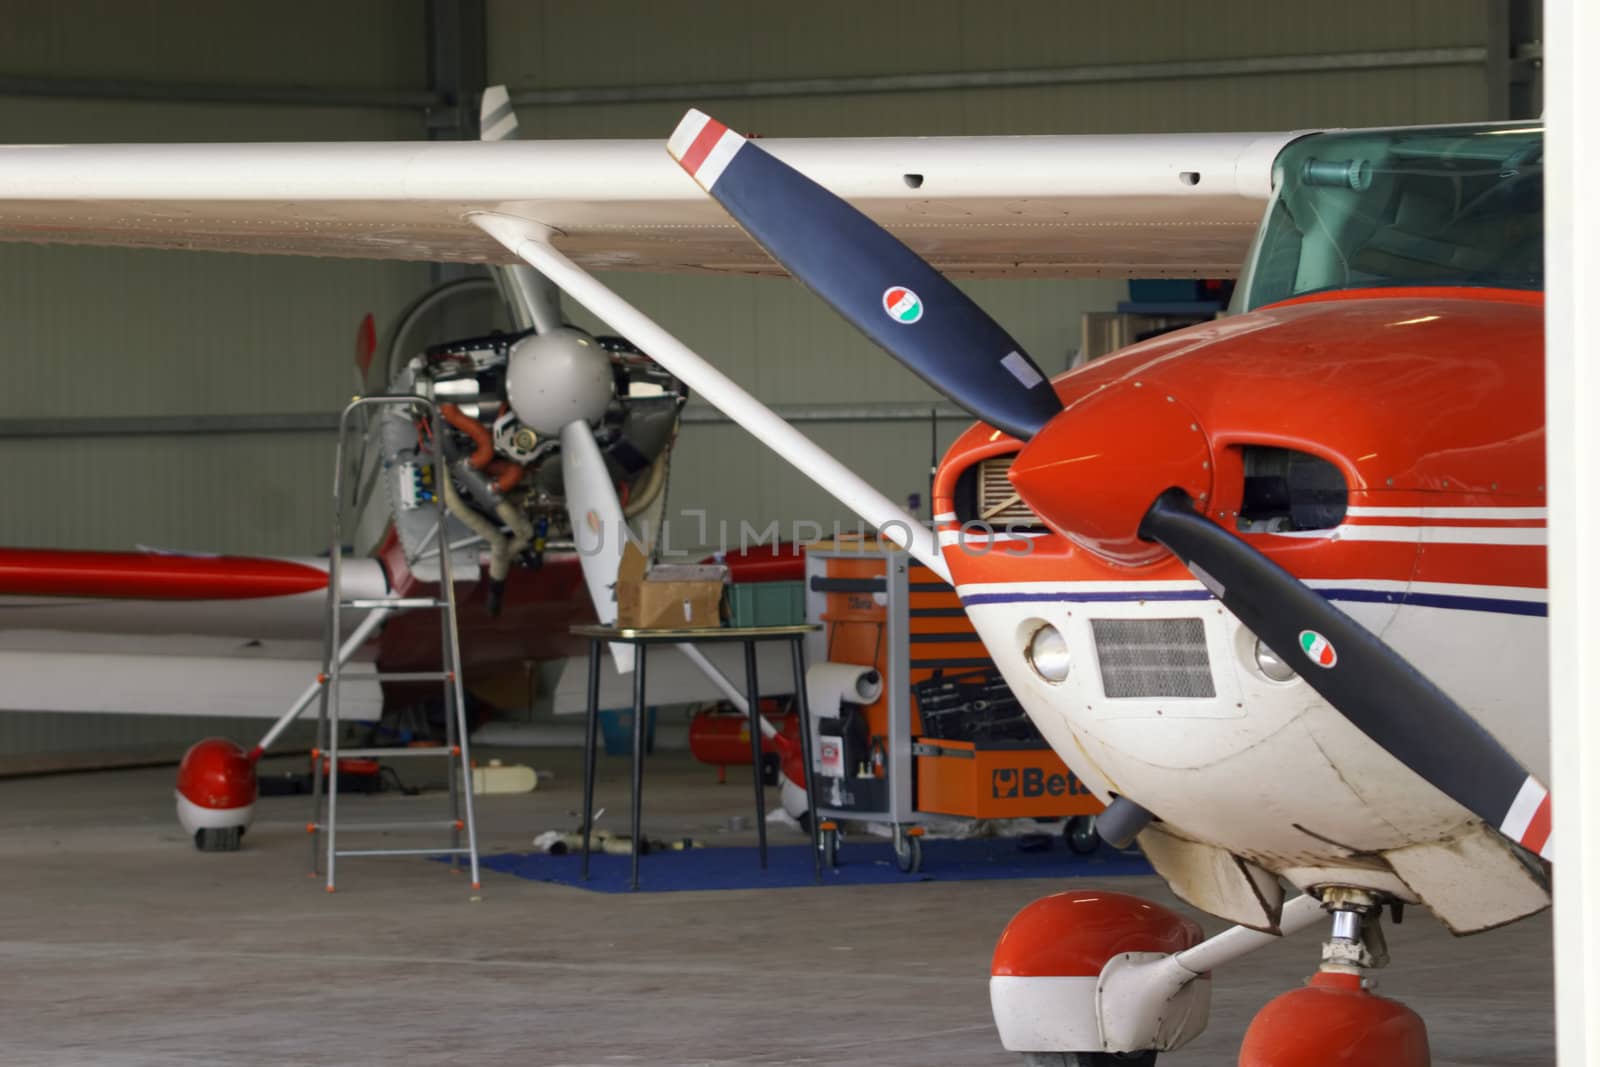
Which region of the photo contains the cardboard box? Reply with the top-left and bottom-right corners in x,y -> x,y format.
615,542 -> 727,630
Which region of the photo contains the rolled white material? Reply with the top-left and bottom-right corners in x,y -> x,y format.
805,661 -> 883,778
807,661 -> 884,710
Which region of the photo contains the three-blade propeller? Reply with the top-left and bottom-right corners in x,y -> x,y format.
668,109 -> 1552,861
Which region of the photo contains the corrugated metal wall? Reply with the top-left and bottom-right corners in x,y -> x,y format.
0,0 -> 1501,759
0,2 -> 432,759
490,0 -> 1491,137
490,0 -> 1495,539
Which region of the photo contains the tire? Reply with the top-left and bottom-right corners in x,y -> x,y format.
1022,1052 -> 1157,1067
820,827 -> 839,868
1065,815 -> 1101,855
194,826 -> 244,852
893,831 -> 923,873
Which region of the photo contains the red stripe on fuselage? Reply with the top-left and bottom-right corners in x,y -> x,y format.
0,548 -> 329,600
681,118 -> 729,176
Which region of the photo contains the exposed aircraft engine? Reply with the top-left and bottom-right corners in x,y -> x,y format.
369,323 -> 687,613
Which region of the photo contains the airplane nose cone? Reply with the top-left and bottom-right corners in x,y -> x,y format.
1008,381 -> 1213,565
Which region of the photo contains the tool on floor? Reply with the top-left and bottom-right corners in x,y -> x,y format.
307,395 -> 482,893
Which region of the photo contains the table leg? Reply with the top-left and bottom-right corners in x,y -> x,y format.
790,636 -> 822,882
743,639 -> 768,868
631,643 -> 648,891
581,638 -> 601,882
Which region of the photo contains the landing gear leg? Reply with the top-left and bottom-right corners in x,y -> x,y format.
1239,889 -> 1429,1067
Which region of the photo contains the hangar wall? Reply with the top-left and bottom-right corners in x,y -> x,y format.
0,0 -> 1516,759
0,1 -> 436,759
488,0 -> 1504,546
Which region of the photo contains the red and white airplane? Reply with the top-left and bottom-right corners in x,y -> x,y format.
0,105 -> 1553,1064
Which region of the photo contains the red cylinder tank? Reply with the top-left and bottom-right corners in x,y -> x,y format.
688,707 -> 797,767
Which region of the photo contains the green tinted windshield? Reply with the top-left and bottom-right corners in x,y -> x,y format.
1241,124 -> 1543,310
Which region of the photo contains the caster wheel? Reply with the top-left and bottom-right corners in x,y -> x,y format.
893,831 -> 923,873
1022,1053 -> 1157,1067
194,826 -> 244,852
1065,815 -> 1101,855
820,826 -> 840,868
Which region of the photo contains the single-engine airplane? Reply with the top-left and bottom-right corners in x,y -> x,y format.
0,104 -> 1549,1065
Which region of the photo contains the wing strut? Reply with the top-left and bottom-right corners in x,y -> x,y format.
469,212 -> 951,584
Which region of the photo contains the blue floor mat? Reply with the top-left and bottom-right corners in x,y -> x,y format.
468,837 -> 1152,893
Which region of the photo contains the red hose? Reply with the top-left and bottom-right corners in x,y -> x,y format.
487,459 -> 526,493
439,403 -> 494,470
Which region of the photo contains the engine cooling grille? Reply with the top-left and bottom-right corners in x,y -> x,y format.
1090,618 -> 1216,699
975,455 -> 1042,526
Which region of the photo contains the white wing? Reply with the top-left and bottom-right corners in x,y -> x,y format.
0,131 -> 1298,278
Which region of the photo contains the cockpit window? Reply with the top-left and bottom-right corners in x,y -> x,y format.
1241,124 -> 1543,310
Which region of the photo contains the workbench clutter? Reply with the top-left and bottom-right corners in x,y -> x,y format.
615,542 -> 727,629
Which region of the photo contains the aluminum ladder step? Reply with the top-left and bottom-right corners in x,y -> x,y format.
337,670 -> 454,682
333,847 -> 474,858
309,819 -> 464,833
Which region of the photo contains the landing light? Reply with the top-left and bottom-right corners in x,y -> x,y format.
1026,625 -> 1071,683
1254,638 -> 1299,683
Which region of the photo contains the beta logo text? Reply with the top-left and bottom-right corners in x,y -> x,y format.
991,766 -> 1090,799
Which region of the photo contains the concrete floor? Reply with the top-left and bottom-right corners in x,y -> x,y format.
0,748 -> 1554,1066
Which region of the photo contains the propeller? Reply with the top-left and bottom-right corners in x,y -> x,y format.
1138,491 -> 1551,860
668,109 -> 1554,861
482,86 -> 635,672
666,110 -> 1062,443
559,420 -> 635,673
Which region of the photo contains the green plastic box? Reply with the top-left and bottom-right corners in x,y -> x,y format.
727,580 -> 806,628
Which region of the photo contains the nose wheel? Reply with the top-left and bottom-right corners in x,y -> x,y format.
1240,888 -> 1429,1067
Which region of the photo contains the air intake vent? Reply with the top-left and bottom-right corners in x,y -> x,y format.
1091,618 -> 1215,699
1237,446 -> 1348,533
963,455 -> 1044,527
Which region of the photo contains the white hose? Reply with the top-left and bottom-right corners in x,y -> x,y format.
440,463 -> 510,579
495,498 -> 535,566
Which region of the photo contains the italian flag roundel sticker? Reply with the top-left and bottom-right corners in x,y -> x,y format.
883,286 -> 923,324
1299,630 -> 1337,669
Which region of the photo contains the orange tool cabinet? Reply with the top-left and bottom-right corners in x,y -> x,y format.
804,543 -> 1101,871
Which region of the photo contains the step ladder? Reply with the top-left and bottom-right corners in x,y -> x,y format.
308,395 -> 481,892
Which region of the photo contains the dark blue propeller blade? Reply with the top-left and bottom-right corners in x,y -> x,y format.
669,110 -> 1062,442
1140,491 -> 1552,861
